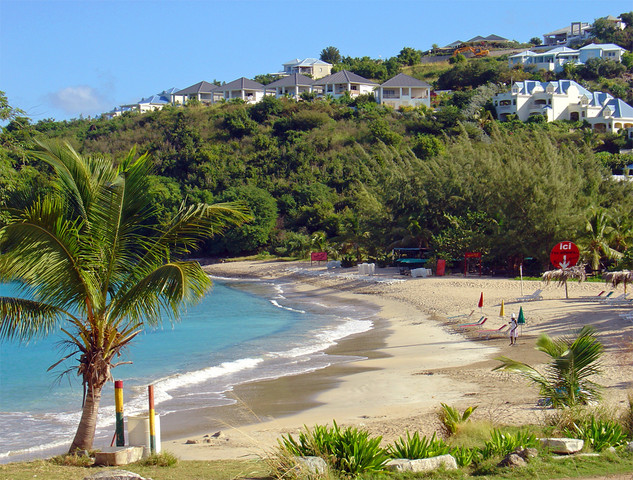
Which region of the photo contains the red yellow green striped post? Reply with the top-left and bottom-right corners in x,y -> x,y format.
148,385 -> 156,454
114,380 -> 125,447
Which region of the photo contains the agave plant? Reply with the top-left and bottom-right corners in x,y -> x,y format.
494,325 -> 603,408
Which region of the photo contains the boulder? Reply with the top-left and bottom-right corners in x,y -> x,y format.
386,454 -> 457,472
294,456 -> 328,475
626,441 -> 633,452
185,439 -> 199,444
498,453 -> 527,468
83,470 -> 151,480
539,438 -> 584,454
93,447 -> 144,466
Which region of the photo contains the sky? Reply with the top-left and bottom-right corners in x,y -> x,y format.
1,0 -> 631,123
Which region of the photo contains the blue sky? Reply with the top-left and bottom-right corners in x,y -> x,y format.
1,0 -> 631,122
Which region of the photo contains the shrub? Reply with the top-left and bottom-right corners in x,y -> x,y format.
450,446 -> 481,467
564,416 -> 628,451
136,451 -> 179,467
49,452 -> 94,467
439,403 -> 478,435
387,431 -> 450,459
481,428 -> 537,459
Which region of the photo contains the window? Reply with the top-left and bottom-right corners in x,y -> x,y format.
513,99 -> 516,105
500,100 -> 511,106
402,88 -> 409,96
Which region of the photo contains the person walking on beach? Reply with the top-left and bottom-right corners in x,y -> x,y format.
509,313 -> 518,346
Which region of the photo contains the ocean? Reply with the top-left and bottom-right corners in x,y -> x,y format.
0,277 -> 376,463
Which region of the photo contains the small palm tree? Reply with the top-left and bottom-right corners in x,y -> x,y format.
493,325 -> 603,408
0,139 -> 249,453
579,207 -> 621,273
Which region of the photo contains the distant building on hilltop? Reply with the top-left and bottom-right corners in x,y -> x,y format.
280,58 -> 332,79
103,88 -> 177,118
376,73 -> 431,109
172,81 -> 222,105
493,79 -> 633,133
543,22 -> 592,46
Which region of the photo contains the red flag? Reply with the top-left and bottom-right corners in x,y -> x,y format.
478,292 -> 484,308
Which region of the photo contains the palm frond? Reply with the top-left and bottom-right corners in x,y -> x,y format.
0,297 -> 67,341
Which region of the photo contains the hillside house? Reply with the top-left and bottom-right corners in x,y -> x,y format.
509,47 -> 580,72
313,70 -> 377,98
214,77 -> 266,103
281,58 -> 332,79
376,73 -> 431,108
543,22 -> 591,46
493,79 -> 633,133
172,82 -> 220,105
264,73 -> 321,99
578,43 -> 627,63
104,88 -> 176,118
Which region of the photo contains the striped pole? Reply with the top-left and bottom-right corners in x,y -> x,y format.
114,380 -> 125,447
148,385 -> 156,454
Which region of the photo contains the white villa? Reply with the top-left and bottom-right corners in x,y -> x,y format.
264,73 -> 322,99
493,79 -> 633,133
313,70 -> 377,98
281,58 -> 332,79
578,43 -> 627,63
543,22 -> 592,46
214,77 -> 266,104
104,88 -> 177,118
375,73 -> 431,108
172,81 -> 221,105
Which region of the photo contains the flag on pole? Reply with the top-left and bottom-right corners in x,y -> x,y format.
499,300 -> 505,317
478,292 -> 484,309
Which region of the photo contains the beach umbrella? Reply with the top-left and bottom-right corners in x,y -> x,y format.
478,292 -> 484,309
517,306 -> 525,336
542,264 -> 586,299
603,270 -> 633,293
499,300 -> 505,317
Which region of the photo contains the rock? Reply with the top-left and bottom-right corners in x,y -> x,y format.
386,454 -> 458,472
185,439 -> 199,445
498,453 -> 527,468
539,438 -> 584,454
83,470 -> 151,480
211,431 -> 223,438
626,441 -> 633,452
607,446 -> 616,453
94,447 -> 144,466
203,438 -> 212,443
293,456 -> 327,475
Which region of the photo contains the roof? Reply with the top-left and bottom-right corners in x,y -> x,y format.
509,79 -> 592,97
216,77 -> 265,91
380,73 -> 431,88
543,23 -> 590,37
313,70 -> 378,86
139,95 -> 169,105
579,43 -> 627,51
175,81 -> 218,95
509,50 -> 537,58
603,98 -> 633,118
265,73 -> 315,88
283,57 -> 331,67
541,46 -> 579,54
465,34 -> 509,43
443,40 -> 463,49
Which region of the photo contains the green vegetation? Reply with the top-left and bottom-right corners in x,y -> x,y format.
439,404 -> 478,435
494,325 -> 604,407
0,139 -> 248,452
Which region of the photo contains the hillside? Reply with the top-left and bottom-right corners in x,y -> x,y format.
2,91 -> 633,273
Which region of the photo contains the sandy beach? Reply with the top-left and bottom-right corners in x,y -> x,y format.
162,260 -> 633,461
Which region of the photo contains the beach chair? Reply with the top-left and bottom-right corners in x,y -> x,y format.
459,318 -> 487,328
597,291 -> 615,302
604,293 -> 629,305
476,324 -> 508,339
448,309 -> 475,320
517,289 -> 543,302
457,316 -> 484,327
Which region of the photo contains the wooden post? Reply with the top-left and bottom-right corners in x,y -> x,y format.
114,380 -> 125,447
148,385 -> 156,454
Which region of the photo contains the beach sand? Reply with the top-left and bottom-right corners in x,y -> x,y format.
162,260 -> 633,461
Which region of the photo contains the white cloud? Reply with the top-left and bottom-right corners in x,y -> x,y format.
46,85 -> 108,115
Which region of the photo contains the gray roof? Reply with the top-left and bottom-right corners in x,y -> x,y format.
380,73 -> 431,88
216,77 -> 265,91
579,43 -> 626,51
265,73 -> 315,88
484,34 -> 509,41
510,80 -> 592,97
543,23 -> 590,37
175,81 -> 218,95
283,57 -> 331,67
313,70 -> 377,86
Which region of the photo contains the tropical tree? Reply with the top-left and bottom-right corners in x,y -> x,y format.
494,325 -> 603,408
320,46 -> 341,64
578,207 -> 622,273
0,139 -> 249,453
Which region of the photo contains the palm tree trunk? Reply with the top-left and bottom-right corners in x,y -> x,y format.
69,385 -> 103,453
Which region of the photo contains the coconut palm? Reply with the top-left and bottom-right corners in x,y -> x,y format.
578,207 -> 621,273
0,139 -> 249,453
494,325 -> 603,408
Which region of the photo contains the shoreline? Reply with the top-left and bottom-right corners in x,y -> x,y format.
163,261 -> 505,460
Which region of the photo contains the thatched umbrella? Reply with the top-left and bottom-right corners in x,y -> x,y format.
542,264 -> 587,299
603,270 -> 633,293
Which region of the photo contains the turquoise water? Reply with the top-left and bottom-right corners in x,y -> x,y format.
0,278 -> 375,462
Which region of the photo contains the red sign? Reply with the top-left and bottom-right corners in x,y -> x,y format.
550,241 -> 579,269
311,252 -> 327,262
464,252 -> 482,258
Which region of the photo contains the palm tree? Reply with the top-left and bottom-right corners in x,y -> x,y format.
579,207 -> 621,273
0,139 -> 249,453
493,325 -> 603,408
